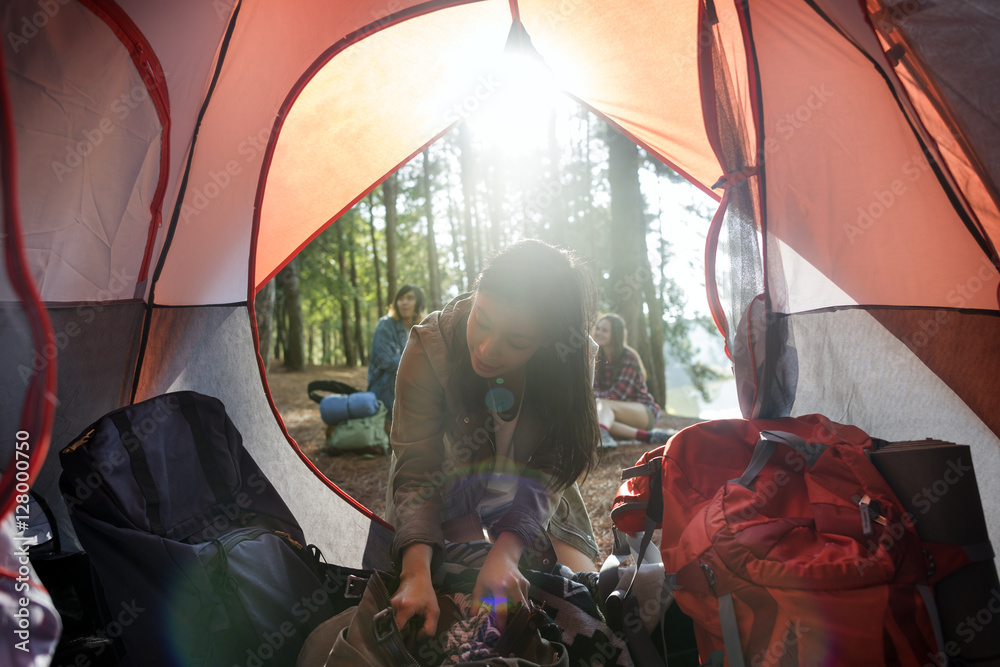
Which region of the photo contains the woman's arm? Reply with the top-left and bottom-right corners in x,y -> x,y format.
387,331 -> 450,568
471,531 -> 530,630
368,318 -> 404,373
387,331 -> 451,635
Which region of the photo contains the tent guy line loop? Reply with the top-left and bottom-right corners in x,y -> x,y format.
712,166 -> 760,190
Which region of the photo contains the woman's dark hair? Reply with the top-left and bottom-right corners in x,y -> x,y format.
388,284 -> 425,324
595,313 -> 647,384
454,239 -> 600,490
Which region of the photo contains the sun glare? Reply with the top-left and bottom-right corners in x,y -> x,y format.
462,52 -> 560,155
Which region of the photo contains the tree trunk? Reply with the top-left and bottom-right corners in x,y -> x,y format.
384,174 -> 399,307
321,323 -> 329,365
447,182 -> 464,285
458,125 -> 478,289
582,110 -> 594,259
642,255 -> 667,408
485,159 -> 504,256
254,279 -> 275,372
336,218 -> 357,366
307,323 -> 314,367
274,289 -> 285,363
423,149 -> 443,311
547,110 -> 566,246
348,212 -> 366,365
367,194 -> 385,316
606,126 -> 654,385
277,258 -> 306,371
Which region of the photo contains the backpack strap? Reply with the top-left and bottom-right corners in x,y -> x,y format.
109,411 -> 165,536
734,430 -> 827,490
717,592 -> 746,667
178,392 -> 235,511
605,457 -> 668,667
620,592 -> 668,667
916,584 -> 947,663
307,379 -> 359,403
623,459 -> 663,600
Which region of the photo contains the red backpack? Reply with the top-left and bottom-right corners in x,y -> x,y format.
612,415 -> 969,667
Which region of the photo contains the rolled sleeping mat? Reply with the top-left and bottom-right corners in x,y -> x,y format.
319,391 -> 380,425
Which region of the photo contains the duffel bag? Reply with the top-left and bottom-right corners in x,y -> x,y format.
612,415 -> 980,667
320,401 -> 389,456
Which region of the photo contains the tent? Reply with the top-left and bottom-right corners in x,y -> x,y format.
2,0 -> 998,655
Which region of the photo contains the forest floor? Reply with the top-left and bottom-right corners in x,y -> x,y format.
266,363 -> 702,565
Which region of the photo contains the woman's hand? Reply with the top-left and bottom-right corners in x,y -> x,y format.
471,532 -> 530,630
391,544 -> 439,639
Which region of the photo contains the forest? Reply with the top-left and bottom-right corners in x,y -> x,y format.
255,95 -> 725,412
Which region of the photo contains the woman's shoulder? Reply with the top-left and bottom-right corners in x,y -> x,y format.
411,293 -> 473,342
405,293 -> 474,379
620,347 -> 640,364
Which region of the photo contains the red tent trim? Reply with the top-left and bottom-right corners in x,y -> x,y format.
80,0 -> 171,291
0,45 -> 56,522
246,0 -> 488,530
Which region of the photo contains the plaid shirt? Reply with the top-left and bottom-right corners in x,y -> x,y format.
594,348 -> 661,416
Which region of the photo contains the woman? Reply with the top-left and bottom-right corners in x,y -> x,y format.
385,240 -> 601,638
367,284 -> 425,419
593,313 -> 672,445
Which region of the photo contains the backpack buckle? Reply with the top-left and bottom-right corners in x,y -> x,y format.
345,574 -> 368,598
373,607 -> 397,642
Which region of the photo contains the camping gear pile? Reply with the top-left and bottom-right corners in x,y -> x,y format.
307,380 -> 390,455
2,0 -> 999,664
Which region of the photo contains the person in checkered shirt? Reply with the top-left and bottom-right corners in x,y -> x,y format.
592,313 -> 673,448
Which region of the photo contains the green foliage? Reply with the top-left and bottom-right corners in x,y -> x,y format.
280,99 -> 724,408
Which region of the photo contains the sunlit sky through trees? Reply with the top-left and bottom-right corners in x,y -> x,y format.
290,48 -> 737,416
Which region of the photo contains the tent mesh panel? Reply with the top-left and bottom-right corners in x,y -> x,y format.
704,4 -> 765,409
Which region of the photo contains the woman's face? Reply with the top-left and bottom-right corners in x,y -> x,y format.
466,292 -> 544,378
396,291 -> 417,318
593,318 -> 612,348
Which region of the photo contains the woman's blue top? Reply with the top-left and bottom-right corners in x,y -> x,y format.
366,315 -> 410,418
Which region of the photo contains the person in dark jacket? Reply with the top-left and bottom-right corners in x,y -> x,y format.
367,284 -> 425,419
386,240 -> 602,638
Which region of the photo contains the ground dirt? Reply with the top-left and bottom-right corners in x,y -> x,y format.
266,363 -> 701,564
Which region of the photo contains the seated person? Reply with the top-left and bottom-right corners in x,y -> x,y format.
367,284 -> 425,420
592,313 -> 672,446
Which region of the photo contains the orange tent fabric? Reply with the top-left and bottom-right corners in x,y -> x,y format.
2,0 -> 999,589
